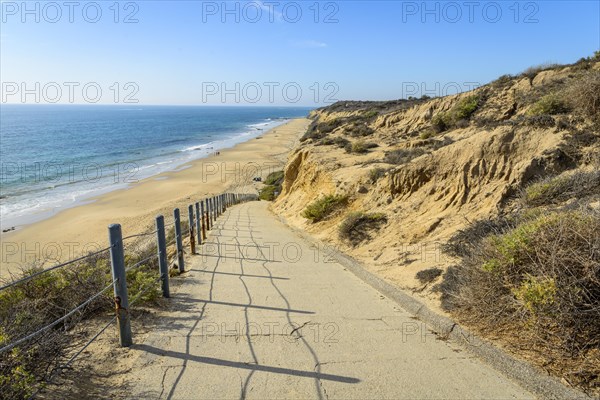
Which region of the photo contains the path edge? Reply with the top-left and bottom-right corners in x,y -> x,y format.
271,208 -> 591,400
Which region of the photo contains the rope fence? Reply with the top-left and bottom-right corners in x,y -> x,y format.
0,192 -> 258,398
0,279 -> 117,354
0,246 -> 113,292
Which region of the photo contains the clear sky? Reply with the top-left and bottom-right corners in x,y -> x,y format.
1,0 -> 599,106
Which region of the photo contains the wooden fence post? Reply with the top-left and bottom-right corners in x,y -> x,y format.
188,205 -> 195,254
201,200 -> 207,239
174,208 -> 184,273
155,215 -> 170,298
204,199 -> 210,231
195,202 -> 202,245
108,224 -> 133,347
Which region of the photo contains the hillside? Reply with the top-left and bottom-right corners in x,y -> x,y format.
271,55 -> 600,395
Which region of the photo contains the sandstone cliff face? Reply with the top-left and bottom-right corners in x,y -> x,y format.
273,62 -> 600,309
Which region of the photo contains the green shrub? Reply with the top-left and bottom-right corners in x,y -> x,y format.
338,212 -> 387,246
513,275 -> 557,314
362,110 -> 378,119
419,130 -> 435,139
259,185 -> 277,201
453,96 -> 479,120
431,95 -> 480,132
302,195 -> 349,223
259,171 -> 284,201
527,94 -> 568,116
265,171 -> 284,186
431,113 -> 452,133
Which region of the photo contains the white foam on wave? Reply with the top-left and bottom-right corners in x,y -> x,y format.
1,118 -> 291,229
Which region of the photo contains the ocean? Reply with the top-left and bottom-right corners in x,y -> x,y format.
0,105 -> 312,229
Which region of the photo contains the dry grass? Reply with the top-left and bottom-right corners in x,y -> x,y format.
338,212 -> 387,246
522,170 -> 600,207
383,148 -> 425,165
0,239 -> 162,399
568,71 -> 600,123
441,209 -> 600,394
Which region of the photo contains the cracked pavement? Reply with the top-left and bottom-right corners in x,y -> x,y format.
125,201 -> 534,399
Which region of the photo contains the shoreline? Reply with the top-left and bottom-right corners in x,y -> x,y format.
0,117 -> 293,231
0,118 -> 310,278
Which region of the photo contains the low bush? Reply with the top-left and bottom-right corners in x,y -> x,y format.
441,209 -> 600,393
259,171 -> 284,201
361,110 -> 379,119
346,140 -> 377,154
383,148 -> 425,164
369,167 -> 386,183
522,170 -> 600,206
258,185 -> 277,201
492,74 -> 514,87
520,63 -> 560,80
453,96 -> 480,120
431,113 -> 452,133
300,119 -> 344,142
302,195 -> 349,223
568,71 -> 600,122
523,114 -> 555,127
338,212 -> 387,246
333,137 -> 350,148
527,94 -> 568,116
346,123 -> 375,137
419,130 -> 435,139
415,267 -> 443,284
431,95 -> 480,132
265,171 -> 284,186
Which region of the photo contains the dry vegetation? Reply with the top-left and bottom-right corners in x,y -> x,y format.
275,53 -> 600,395
338,212 -> 387,246
0,236 -> 164,399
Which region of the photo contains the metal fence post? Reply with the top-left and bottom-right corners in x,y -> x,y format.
201,200 -> 207,239
174,208 -> 185,273
155,215 -> 170,298
108,224 -> 133,347
188,205 -> 195,254
195,202 -> 202,245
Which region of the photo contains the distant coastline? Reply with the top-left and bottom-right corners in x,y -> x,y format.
0,105 -> 312,230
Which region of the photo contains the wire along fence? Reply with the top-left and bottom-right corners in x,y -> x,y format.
0,192 -> 258,399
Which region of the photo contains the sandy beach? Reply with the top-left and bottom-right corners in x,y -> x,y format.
0,118 -> 311,278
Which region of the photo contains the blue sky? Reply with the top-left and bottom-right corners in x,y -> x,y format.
1,1 -> 599,106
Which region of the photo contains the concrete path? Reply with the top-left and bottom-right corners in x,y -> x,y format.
128,201 -> 534,399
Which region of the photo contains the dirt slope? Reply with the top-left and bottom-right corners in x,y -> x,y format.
273,59 -> 600,313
